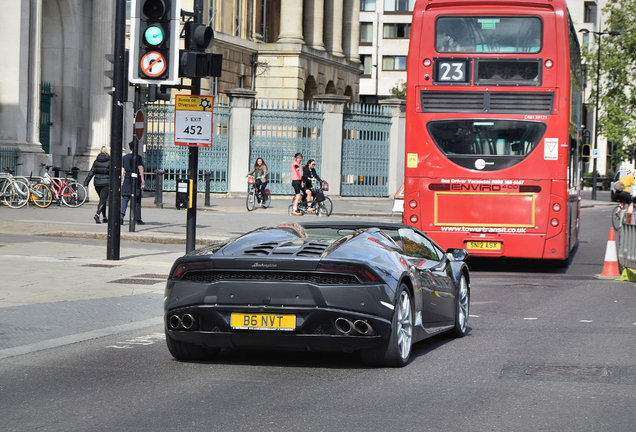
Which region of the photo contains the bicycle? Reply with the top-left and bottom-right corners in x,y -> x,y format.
246,175 -> 271,211
612,202 -> 627,231
288,180 -> 332,217
40,164 -> 87,208
0,166 -> 30,209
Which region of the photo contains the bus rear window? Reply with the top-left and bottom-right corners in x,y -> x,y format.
436,17 -> 541,53
428,120 -> 546,157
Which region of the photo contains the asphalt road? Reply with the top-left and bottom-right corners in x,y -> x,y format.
1,205 -> 635,431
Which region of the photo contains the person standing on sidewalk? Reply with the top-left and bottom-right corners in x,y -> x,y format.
121,141 -> 145,225
84,146 -> 110,224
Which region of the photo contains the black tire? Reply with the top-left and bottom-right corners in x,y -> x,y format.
262,190 -> 271,208
246,190 -> 256,211
165,332 -> 219,361
450,273 -> 470,338
612,205 -> 622,231
322,197 -> 333,216
360,284 -> 413,367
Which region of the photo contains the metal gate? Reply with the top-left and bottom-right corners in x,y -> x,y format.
40,82 -> 55,154
144,97 -> 229,192
249,99 -> 323,195
341,104 -> 392,196
0,148 -> 19,172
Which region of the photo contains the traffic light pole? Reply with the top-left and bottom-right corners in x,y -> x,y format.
185,0 -> 204,254
107,0 -> 127,260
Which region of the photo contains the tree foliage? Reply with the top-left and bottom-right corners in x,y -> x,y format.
584,0 -> 636,163
389,80 -> 406,99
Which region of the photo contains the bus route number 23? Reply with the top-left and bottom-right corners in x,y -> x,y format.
436,60 -> 469,83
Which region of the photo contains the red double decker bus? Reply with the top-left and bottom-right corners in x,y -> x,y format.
404,0 -> 584,262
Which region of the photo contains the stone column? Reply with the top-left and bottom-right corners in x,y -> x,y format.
225,88 -> 257,196
313,94 -> 349,195
342,0 -> 360,61
303,0 -> 325,50
277,0 -> 305,44
323,0 -> 344,57
379,99 -> 406,195
86,0 -> 114,159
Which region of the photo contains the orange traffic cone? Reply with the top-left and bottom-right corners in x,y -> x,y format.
594,228 -> 621,279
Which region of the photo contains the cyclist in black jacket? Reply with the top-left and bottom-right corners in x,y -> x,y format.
302,159 -> 324,207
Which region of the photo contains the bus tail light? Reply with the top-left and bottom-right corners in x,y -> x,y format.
423,58 -> 432,67
550,218 -> 559,227
552,203 -> 561,212
410,214 -> 419,224
409,199 -> 418,209
545,59 -> 554,68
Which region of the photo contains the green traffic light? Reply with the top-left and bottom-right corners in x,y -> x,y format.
144,25 -> 164,46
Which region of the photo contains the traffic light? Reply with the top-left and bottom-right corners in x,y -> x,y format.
129,0 -> 181,85
179,21 -> 223,78
104,52 -> 128,100
581,144 -> 591,163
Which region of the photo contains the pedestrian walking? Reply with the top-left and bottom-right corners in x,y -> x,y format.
121,141 -> 145,225
84,146 -> 110,224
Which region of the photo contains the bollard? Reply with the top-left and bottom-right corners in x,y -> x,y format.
71,167 -> 80,180
53,166 -> 61,178
204,171 -> 211,206
155,169 -> 164,208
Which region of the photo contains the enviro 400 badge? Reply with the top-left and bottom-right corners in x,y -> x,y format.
173,95 -> 214,147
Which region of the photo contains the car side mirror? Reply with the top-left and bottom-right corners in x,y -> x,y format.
446,248 -> 468,262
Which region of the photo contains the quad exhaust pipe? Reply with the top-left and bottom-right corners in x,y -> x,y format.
335,317 -> 375,336
169,314 -> 195,330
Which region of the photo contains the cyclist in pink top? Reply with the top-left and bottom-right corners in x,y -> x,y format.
291,153 -> 304,215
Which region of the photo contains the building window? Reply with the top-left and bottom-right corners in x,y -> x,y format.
361,55 -> 373,76
361,0 -> 376,12
382,56 -> 407,71
582,33 -> 589,49
383,23 -> 411,39
384,0 -> 415,13
584,2 -> 597,24
360,23 -> 373,45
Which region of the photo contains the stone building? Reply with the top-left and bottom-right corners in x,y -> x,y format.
0,0 -> 362,175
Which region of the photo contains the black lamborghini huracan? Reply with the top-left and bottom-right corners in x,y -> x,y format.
164,221 -> 470,367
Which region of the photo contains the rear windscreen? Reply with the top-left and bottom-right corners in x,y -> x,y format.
428,120 -> 547,157
436,16 -> 542,53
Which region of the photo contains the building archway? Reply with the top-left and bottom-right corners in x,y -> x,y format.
304,75 -> 318,104
326,80 -> 336,94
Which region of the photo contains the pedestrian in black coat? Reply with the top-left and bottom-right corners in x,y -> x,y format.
84,146 -> 111,224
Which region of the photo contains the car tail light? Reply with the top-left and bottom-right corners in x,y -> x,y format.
317,262 -> 380,283
170,261 -> 215,279
550,218 -> 559,227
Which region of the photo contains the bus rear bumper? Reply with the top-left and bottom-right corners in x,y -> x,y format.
423,230 -> 568,260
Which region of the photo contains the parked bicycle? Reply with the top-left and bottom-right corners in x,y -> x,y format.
246,175 -> 271,211
0,167 -> 29,209
40,164 -> 87,207
288,181 -> 332,217
612,202 -> 627,231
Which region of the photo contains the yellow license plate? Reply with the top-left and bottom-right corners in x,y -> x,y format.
466,241 -> 502,250
230,313 -> 296,331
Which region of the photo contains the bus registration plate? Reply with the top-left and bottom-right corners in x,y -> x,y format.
466,241 -> 501,250
231,313 -> 296,331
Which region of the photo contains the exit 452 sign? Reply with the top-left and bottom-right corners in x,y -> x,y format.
174,95 -> 214,147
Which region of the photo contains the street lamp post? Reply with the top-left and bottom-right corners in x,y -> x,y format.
579,26 -> 621,201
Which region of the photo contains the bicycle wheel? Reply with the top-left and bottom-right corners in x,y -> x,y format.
246,189 -> 256,211
612,205 -> 623,230
60,182 -> 87,207
31,183 -> 53,208
288,204 -> 294,215
321,197 -> 333,216
3,179 -> 29,209
262,190 -> 271,208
